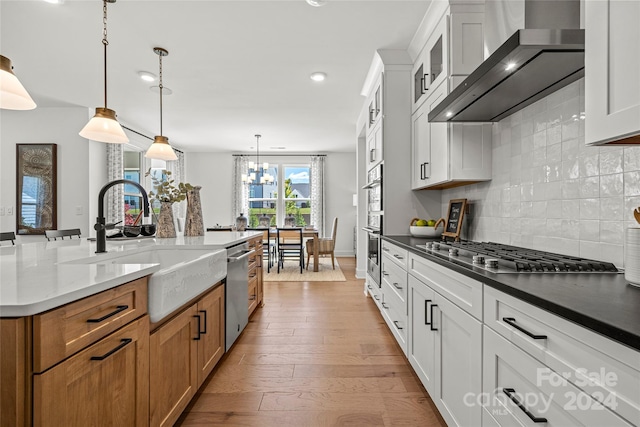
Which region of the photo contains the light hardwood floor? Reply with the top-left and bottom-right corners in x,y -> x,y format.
176,257 -> 446,427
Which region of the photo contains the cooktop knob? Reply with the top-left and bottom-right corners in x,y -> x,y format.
473,255 -> 485,264
433,243 -> 440,250
485,259 -> 499,269
449,248 -> 458,256
425,242 -> 433,249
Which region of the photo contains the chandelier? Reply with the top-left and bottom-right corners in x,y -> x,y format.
242,134 -> 274,185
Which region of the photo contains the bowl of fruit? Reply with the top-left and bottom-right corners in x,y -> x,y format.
409,217 -> 442,237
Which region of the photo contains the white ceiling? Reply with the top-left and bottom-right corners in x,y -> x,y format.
1,0 -> 430,153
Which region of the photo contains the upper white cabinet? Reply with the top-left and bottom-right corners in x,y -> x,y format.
412,81 -> 492,190
409,1 -> 492,190
585,0 -> 640,145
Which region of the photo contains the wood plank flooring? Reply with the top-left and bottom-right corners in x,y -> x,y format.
176,257 -> 446,427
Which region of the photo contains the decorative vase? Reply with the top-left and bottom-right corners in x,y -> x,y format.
236,213 -> 247,231
284,214 -> 295,227
156,201 -> 176,238
258,213 -> 270,228
185,186 -> 204,236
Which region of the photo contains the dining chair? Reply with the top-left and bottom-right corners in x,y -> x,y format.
276,227 -> 304,273
0,231 -> 16,245
306,217 -> 338,270
247,228 -> 276,273
45,228 -> 81,241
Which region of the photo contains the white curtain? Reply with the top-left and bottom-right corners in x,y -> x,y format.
106,143 -> 124,225
232,156 -> 250,225
310,155 -> 325,236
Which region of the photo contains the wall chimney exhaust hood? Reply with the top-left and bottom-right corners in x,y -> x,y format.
429,0 -> 584,123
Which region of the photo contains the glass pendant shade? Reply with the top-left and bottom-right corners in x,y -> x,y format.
0,55 -> 36,110
79,107 -> 128,143
145,135 -> 178,161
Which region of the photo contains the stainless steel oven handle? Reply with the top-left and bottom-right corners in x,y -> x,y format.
362,227 -> 379,234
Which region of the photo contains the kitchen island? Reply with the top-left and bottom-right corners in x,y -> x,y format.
0,231 -> 263,427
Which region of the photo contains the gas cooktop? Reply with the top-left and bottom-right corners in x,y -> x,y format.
415,240 -> 622,274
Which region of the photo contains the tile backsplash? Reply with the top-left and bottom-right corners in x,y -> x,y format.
442,78 -> 640,267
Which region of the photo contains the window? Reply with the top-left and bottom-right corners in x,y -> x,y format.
123,151 -> 143,225
248,163 -> 311,227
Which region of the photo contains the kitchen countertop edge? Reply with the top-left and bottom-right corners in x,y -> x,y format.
382,235 -> 640,352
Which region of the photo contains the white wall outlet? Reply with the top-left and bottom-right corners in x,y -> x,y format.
6,206 -> 13,215
0,207 -> 4,216
75,206 -> 83,215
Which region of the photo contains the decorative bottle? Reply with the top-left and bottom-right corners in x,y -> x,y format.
185,186 -> 204,236
236,213 -> 247,231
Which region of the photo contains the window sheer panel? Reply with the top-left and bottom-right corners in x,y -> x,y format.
310,156 -> 325,236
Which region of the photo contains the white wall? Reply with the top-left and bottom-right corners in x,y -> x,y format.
442,79 -> 640,267
0,106 -> 103,242
186,151 -> 358,256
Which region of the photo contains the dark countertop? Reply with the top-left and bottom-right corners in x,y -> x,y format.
383,235 -> 640,352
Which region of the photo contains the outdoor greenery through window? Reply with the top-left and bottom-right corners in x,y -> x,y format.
248,164 -> 311,227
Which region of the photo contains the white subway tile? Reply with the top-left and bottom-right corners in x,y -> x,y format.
562,179 -> 580,199
600,196 -> 624,220
579,198 -> 600,220
546,181 -> 563,199
561,219 -> 580,240
533,130 -> 547,149
579,153 -> 600,177
599,243 -> 623,267
562,120 -> 579,141
600,221 -> 624,244
532,201 -> 548,218
579,177 -> 600,198
579,240 -> 601,259
562,158 -> 580,180
600,173 -> 624,197
562,199 -> 580,219
561,138 -> 579,161
623,147 -> 640,171
521,118 -> 534,138
547,144 -> 562,164
624,171 -> 640,196
599,149 -> 624,175
579,220 -> 600,242
548,163 -> 563,182
547,200 -> 563,218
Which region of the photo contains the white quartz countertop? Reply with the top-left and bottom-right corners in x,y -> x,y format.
0,231 -> 261,317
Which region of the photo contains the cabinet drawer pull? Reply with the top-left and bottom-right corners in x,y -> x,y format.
502,388 -> 548,423
369,148 -> 376,162
429,304 -> 438,331
393,320 -> 403,330
374,295 -> 380,301
502,317 -> 547,340
392,283 -> 403,290
367,285 -> 372,290
86,305 -> 128,323
425,299 -> 432,325
382,247 -> 389,252
90,338 -> 132,361
393,254 -> 404,260
381,302 -> 389,309
194,315 -> 202,340
382,271 -> 389,277
422,74 -> 429,92
249,294 -> 257,301
199,310 -> 207,334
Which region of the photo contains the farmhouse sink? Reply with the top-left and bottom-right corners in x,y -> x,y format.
66,248 -> 227,322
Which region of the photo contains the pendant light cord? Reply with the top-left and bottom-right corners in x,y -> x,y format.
102,0 -> 109,109
159,51 -> 163,136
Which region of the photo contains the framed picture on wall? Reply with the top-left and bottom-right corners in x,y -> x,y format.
16,143 -> 57,235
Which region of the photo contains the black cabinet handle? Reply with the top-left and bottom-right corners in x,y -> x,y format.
381,302 -> 389,309
194,315 -> 202,340
393,320 -> 404,330
503,388 -> 548,423
422,74 -> 429,92
429,304 -> 438,331
423,162 -> 430,179
90,338 -> 132,361
87,305 -> 128,323
393,254 -> 404,260
420,163 -> 425,180
382,271 -> 389,277
374,295 -> 380,301
392,283 -> 403,290
199,310 -> 207,334
425,299 -> 432,325
502,317 -> 547,340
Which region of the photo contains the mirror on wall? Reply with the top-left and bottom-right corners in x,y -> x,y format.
16,144 -> 57,235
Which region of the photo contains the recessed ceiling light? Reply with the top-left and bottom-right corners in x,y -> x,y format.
306,0 -> 327,6
138,71 -> 156,82
446,111 -> 453,118
310,72 -> 327,82
270,147 -> 287,150
505,62 -> 516,71
150,85 -> 172,95
43,0 -> 64,4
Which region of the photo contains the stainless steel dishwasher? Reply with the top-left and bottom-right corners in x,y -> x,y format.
225,242 -> 254,351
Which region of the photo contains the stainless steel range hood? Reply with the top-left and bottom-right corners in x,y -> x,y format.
429,0 -> 584,123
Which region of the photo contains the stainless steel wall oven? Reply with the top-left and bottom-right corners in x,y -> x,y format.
362,164 -> 382,286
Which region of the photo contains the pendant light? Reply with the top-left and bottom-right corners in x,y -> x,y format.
79,0 -> 128,143
145,47 -> 177,161
242,134 -> 274,185
0,55 -> 37,110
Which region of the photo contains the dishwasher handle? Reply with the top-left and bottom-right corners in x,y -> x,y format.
227,249 -> 255,262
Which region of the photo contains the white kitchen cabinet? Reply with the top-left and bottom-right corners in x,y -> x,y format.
412,81 -> 492,190
366,119 -> 383,170
484,286 -> 640,425
483,326 -> 633,427
585,0 -> 640,145
407,269 -> 482,427
367,79 -> 383,132
407,274 -> 437,394
380,250 -> 409,354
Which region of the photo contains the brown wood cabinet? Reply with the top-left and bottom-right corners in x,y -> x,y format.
149,283 -> 224,427
33,316 -> 149,427
0,277 -> 149,427
247,235 -> 264,316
